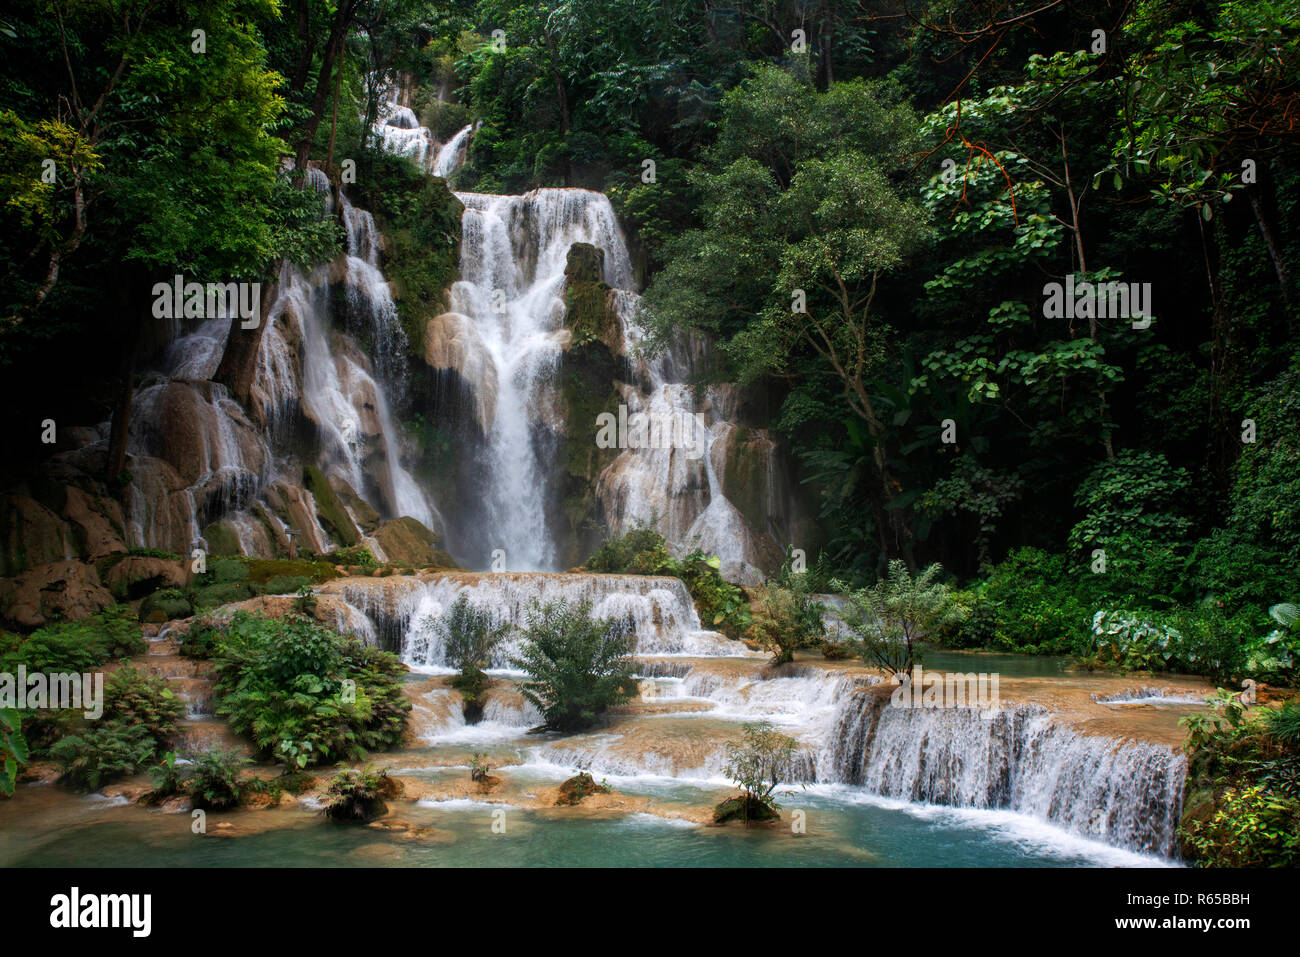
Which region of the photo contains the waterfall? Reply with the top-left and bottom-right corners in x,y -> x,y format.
449,189 -> 633,570
821,690 -> 1187,856
433,124 -> 473,178
323,571 -> 756,661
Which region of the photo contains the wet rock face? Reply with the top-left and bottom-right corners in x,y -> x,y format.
0,559 -> 115,629
423,312 -> 498,433
373,516 -> 446,567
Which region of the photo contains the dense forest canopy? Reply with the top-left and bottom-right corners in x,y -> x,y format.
1,0 -> 1297,609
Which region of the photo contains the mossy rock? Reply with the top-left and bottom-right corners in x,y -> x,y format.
209,558 -> 250,584
554,772 -> 611,806
258,575 -> 313,596
190,581 -> 255,610
242,558 -> 338,584
373,517 -> 442,566
713,794 -> 780,825
303,465 -> 361,547
201,520 -> 244,558
138,589 -> 194,623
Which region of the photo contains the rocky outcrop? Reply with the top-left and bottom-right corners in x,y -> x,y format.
0,495 -> 77,577
0,560 -> 114,629
423,312 -> 498,433
104,555 -> 189,599
373,516 -> 451,567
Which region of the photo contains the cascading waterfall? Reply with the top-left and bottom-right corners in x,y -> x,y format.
822,691 -> 1187,856
433,124 -> 473,178
448,190 -> 634,570
326,571 -> 753,660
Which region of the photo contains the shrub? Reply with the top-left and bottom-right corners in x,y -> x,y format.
50,723 -> 155,792
510,599 -> 636,732
745,582 -> 821,664
956,548 -> 1093,655
147,751 -> 186,799
583,528 -> 751,637
716,720 -> 798,825
187,748 -> 248,810
332,546 -> 377,569
836,561 -> 968,675
212,613 -> 410,768
0,606 -> 144,673
1182,784 -> 1300,867
1087,607 -> 1252,680
1245,603 -> 1299,686
103,666 -> 185,750
179,621 -> 221,659
436,595 -> 510,721
321,766 -> 400,821
1,707 -> 29,797
1068,450 -> 1193,555
554,771 -> 610,805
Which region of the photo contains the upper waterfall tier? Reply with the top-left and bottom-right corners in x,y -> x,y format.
319,571 -> 759,662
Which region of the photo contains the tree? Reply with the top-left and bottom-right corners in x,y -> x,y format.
644,63 -> 930,562
836,561 -> 968,675
435,594 -> 511,721
509,599 -> 637,732
716,720 -> 798,825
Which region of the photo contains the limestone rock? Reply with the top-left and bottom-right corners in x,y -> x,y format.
0,560 -> 114,629
0,494 -> 76,577
423,312 -> 498,432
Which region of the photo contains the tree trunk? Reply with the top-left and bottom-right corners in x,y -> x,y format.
294,0 -> 358,174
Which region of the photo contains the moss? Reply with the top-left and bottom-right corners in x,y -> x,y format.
201,520 -> 243,558
303,465 -> 360,547
241,558 -> 338,584
721,426 -> 771,534
138,589 -> 194,623
190,581 -> 255,610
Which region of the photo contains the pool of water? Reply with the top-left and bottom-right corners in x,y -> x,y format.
919,647 -> 1073,678
0,771 -> 1172,869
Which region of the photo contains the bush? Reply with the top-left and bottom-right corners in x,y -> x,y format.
583,528 -> 750,637
1,707 -> 29,797
187,748 -> 248,810
103,666 -> 185,750
50,723 -> 155,792
1086,606 -> 1253,681
212,613 -> 410,768
178,621 -> 221,659
0,606 -> 144,673
717,720 -> 798,825
331,546 -> 377,569
958,548 -> 1093,655
322,766 -> 400,821
435,595 -> 510,721
510,599 -> 637,732
147,751 -> 186,799
836,561 -> 968,675
1182,784 -> 1300,867
745,582 -> 822,664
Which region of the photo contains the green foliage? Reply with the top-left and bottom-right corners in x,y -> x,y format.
1,707 -> 29,796
583,527 -> 750,637
837,562 -> 968,674
332,546 -> 378,569
1086,608 -> 1248,680
50,723 -> 155,792
321,766 -> 399,822
0,607 -> 144,673
1068,451 -> 1193,555
103,666 -> 185,751
435,594 -> 510,714
745,582 -> 823,665
147,751 -> 186,799
211,613 -> 410,768
718,720 -> 799,825
187,748 -> 248,811
510,599 -> 636,732
1180,692 -> 1300,868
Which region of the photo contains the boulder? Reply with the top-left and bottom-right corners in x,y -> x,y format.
423,312 -> 498,432
0,494 -> 76,577
0,560 -> 114,629
373,516 -> 448,567
60,486 -> 127,561
105,555 -> 189,600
